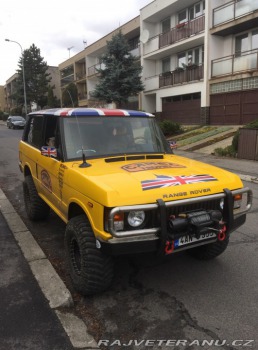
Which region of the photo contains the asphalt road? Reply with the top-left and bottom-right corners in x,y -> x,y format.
0,124 -> 257,350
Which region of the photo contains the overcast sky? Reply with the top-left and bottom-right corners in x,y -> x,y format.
0,0 -> 152,85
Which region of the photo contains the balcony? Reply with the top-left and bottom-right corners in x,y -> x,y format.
159,15 -> 205,49
60,74 -> 74,87
142,36 -> 159,56
212,0 -> 258,36
159,64 -> 204,87
88,63 -> 105,77
144,75 -> 159,91
211,49 -> 258,77
76,72 -> 86,81
78,93 -> 88,107
88,91 -> 98,100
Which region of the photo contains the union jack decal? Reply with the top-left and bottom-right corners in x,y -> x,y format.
41,146 -> 57,158
141,174 -> 217,191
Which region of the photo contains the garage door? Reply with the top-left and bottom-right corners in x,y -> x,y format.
162,93 -> 201,124
210,90 -> 258,125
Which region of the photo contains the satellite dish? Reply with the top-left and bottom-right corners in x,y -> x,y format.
140,29 -> 149,44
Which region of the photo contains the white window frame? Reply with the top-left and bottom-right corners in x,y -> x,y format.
177,46 -> 203,68
178,1 -> 205,24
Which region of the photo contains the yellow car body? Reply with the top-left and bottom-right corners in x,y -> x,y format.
19,108 -> 252,294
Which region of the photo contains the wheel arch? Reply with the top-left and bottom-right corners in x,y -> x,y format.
23,164 -> 32,177
68,202 -> 89,221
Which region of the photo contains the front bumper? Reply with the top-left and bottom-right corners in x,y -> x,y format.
100,187 -> 252,256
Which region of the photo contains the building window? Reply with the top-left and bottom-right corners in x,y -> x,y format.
128,36 -> 139,50
252,30 -> 258,50
178,1 -> 205,24
177,46 -> 203,67
235,30 -> 258,55
178,10 -> 187,24
162,17 -> 171,33
235,33 -> 248,55
163,93 -> 201,103
162,57 -> 171,73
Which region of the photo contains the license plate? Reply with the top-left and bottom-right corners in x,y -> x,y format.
174,232 -> 216,248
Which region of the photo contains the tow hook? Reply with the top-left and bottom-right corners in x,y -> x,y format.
218,224 -> 227,241
165,241 -> 174,254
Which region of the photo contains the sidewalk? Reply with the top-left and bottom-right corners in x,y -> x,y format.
0,209 -> 74,350
176,149 -> 258,181
0,188 -> 98,350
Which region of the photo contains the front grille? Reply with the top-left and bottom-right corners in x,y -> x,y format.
167,198 -> 221,217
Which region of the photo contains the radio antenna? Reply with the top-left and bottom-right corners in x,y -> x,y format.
66,90 -> 91,167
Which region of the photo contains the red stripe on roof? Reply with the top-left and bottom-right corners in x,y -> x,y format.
101,109 -> 127,116
59,108 -> 74,116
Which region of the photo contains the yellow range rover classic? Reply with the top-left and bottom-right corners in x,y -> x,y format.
19,108 -> 252,295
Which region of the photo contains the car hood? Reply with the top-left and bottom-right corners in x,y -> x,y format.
66,154 -> 243,207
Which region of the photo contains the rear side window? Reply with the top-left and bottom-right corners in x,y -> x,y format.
25,116 -> 44,149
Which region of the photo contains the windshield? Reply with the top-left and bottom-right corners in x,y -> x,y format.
62,116 -> 171,160
12,116 -> 24,121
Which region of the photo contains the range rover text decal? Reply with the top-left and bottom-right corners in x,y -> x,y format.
122,162 -> 186,172
141,174 -> 217,191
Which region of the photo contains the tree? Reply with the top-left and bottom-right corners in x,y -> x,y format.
93,31 -> 144,108
46,85 -> 60,108
62,83 -> 78,107
15,44 -> 51,110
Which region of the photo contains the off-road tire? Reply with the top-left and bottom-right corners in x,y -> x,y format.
65,215 -> 114,295
23,175 -> 50,220
187,238 -> 229,260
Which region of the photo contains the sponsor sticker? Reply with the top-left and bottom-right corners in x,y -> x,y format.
122,162 -> 186,172
41,170 -> 52,192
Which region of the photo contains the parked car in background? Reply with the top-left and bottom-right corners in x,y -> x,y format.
7,116 -> 26,129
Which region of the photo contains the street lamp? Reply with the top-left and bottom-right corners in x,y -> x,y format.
5,39 -> 28,116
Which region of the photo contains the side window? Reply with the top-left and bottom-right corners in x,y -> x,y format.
44,116 -> 58,146
25,116 -> 44,149
44,116 -> 62,159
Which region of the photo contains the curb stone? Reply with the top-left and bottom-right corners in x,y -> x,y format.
0,187 -> 100,348
238,174 -> 258,184
0,188 -> 72,308
55,311 -> 100,349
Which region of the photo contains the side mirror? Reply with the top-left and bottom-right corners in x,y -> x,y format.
168,140 -> 177,154
41,146 -> 57,158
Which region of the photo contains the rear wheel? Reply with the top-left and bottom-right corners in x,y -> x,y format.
65,215 -> 114,295
187,239 -> 229,260
23,175 -> 50,220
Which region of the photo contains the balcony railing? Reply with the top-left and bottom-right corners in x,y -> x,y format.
76,72 -> 86,80
213,0 -> 258,27
78,93 -> 87,101
159,64 -> 204,87
211,49 -> 258,77
60,74 -> 74,87
159,15 -> 205,49
88,63 -> 105,76
144,75 -> 159,91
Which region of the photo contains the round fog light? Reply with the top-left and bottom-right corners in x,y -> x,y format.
127,211 -> 145,228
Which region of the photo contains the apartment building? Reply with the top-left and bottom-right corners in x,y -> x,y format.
4,73 -> 18,113
4,67 -> 61,114
140,0 -> 258,124
0,86 -> 6,112
59,16 -> 140,109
